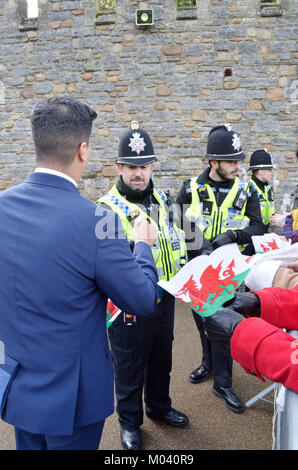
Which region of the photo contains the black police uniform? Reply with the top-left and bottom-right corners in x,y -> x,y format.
176,167 -> 265,389
176,125 -> 266,410
248,149 -> 275,230
107,176 -> 175,431
107,175 -> 212,431
248,175 -> 274,230
177,167 -> 266,255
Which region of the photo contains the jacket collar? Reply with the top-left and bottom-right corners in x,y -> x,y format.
25,172 -> 79,193
252,175 -> 268,191
116,176 -> 154,202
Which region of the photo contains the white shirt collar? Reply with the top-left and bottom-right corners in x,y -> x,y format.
35,168 -> 77,188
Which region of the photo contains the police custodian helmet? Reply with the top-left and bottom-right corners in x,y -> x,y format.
203,124 -> 246,161
248,149 -> 274,171
116,121 -> 157,167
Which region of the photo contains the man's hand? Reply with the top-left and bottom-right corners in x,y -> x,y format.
202,308 -> 244,342
211,230 -> 237,249
132,216 -> 159,247
270,213 -> 286,228
223,292 -> 261,317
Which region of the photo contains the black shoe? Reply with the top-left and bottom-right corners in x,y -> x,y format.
213,385 -> 244,413
189,365 -> 211,384
120,427 -> 141,450
146,407 -> 189,427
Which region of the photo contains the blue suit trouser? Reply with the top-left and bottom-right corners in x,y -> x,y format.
14,420 -> 105,450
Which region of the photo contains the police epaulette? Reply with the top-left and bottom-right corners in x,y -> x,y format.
183,179 -> 191,194
154,187 -> 167,203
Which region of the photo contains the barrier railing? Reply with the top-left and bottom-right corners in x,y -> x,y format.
276,329 -> 298,450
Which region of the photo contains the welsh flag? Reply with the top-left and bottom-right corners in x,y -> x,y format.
158,244 -> 250,318
252,233 -> 290,254
106,299 -> 121,329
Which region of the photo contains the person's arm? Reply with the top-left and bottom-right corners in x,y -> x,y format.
202,309 -> 298,393
255,285 -> 298,330
224,286 -> 298,330
231,317 -> 298,392
95,207 -> 158,316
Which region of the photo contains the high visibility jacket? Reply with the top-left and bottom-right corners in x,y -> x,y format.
248,179 -> 274,226
98,185 -> 187,282
185,176 -> 250,240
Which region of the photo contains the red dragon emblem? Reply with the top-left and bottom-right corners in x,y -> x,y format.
176,260 -> 238,312
260,239 -> 279,252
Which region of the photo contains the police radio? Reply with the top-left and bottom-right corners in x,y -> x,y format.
233,189 -> 248,211
127,209 -> 140,224
198,185 -> 209,200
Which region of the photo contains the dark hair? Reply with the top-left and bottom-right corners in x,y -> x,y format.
31,96 -> 97,166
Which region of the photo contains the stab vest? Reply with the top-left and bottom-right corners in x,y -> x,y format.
185,176 -> 250,240
98,185 -> 187,282
248,179 -> 274,226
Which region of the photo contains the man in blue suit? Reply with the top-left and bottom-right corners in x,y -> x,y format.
0,96 -> 159,450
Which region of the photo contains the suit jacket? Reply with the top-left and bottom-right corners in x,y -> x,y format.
0,172 -> 158,435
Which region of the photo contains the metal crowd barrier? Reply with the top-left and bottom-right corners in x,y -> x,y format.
276,329 -> 298,450
244,328 -> 298,450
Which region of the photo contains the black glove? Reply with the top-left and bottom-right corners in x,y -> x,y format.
211,230 -> 237,249
201,308 -> 244,342
223,292 -> 261,317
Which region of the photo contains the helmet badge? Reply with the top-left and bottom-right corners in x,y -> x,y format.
128,132 -> 146,155
131,120 -> 139,130
232,133 -> 241,152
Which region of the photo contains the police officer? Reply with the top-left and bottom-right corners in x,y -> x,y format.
176,124 -> 266,414
248,149 -> 275,229
97,121 -> 195,450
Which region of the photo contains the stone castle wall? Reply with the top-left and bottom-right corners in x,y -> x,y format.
0,0 -> 297,210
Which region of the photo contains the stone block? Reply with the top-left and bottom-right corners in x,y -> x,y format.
162,44 -> 183,56
223,81 -> 240,90
266,87 -> 284,101
192,109 -> 207,121
102,166 -> 118,177
176,7 -> 197,21
157,85 -> 172,97
34,82 -> 53,94
21,88 -> 35,99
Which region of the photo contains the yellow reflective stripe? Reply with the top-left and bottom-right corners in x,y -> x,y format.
249,180 -> 274,225
98,185 -> 187,282
187,177 -> 248,239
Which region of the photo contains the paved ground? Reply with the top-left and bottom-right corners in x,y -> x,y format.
0,301 -> 275,451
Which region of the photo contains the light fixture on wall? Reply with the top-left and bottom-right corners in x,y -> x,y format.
136,9 -> 154,26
